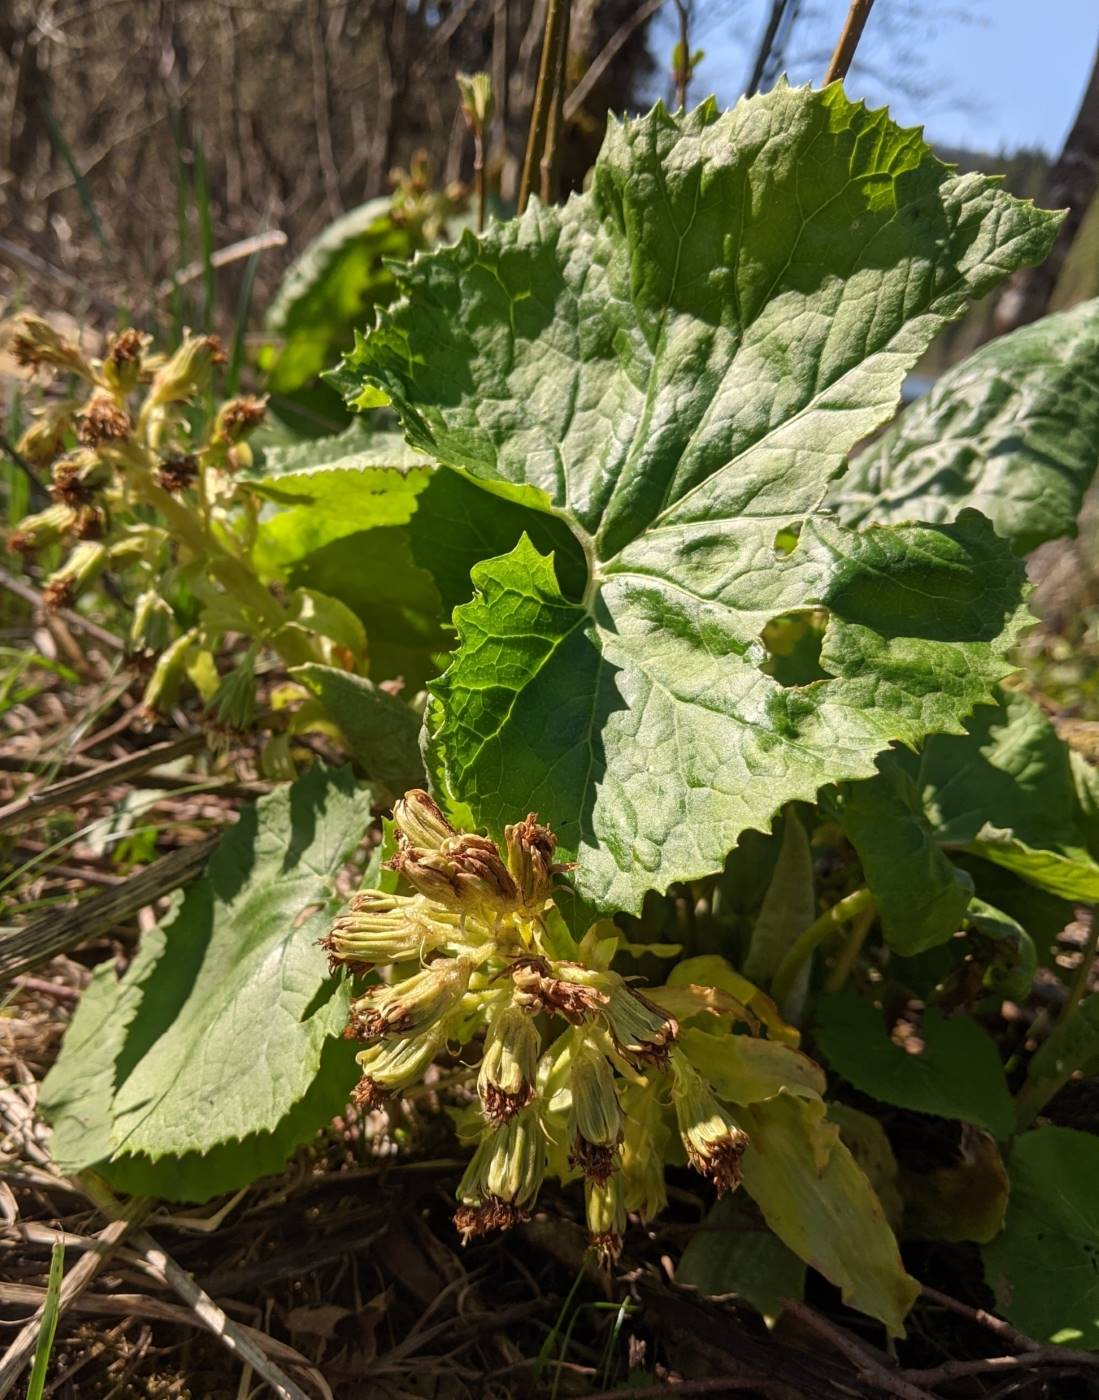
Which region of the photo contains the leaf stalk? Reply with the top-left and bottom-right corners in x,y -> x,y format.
771,887 -> 874,1008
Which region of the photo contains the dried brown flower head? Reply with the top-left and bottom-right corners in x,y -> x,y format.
77,392 -> 131,447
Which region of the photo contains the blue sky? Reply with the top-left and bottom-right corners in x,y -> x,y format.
649,0 -> 1099,155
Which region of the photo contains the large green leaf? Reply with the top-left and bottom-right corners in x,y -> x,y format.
678,1192 -> 806,1325
916,688 -> 1099,902
39,768 -> 370,1201
815,988 -> 1014,1138
830,755 -> 973,954
832,298 -> 1099,554
739,1090 -> 919,1336
983,1126 -> 1099,1348
337,87 -> 1056,914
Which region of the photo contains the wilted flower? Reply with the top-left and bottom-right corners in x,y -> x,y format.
353,1026 -> 449,1108
585,1173 -> 627,1266
50,450 -> 108,506
77,391 -> 131,448
147,332 -> 226,407
567,1038 -> 623,1184
455,1105 -> 545,1241
323,890 -> 454,969
10,316 -> 92,379
389,833 -> 518,915
478,1001 -> 539,1122
212,394 -> 268,444
670,1052 -> 749,1195
346,956 -> 473,1040
504,812 -> 567,908
509,957 -> 608,1022
128,589 -> 175,659
140,629 -> 196,717
103,328 -> 151,394
17,402 -> 75,466
42,540 -> 107,611
9,503 -> 77,555
393,789 -> 456,851
155,452 -> 199,493
602,980 -> 678,1067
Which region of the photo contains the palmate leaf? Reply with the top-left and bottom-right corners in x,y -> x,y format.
39,768 -> 370,1201
982,1126 -> 1099,1349
338,86 -> 1057,914
832,298 -> 1099,554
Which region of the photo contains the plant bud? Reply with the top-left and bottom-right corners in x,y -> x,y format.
390,833 -> 517,914
602,981 -> 678,1067
42,540 -> 107,611
128,589 -> 175,659
147,333 -> 226,407
17,402 -> 75,466
478,1002 -> 540,1122
323,890 -> 452,969
140,629 -> 196,716
585,1173 -> 626,1266
455,1106 -> 545,1241
346,956 -> 472,1040
670,1052 -> 749,1196
456,71 -> 494,133
50,450 -> 109,506
504,812 -> 563,908
205,645 -> 258,737
620,1083 -> 670,1223
393,789 -> 456,851
9,503 -> 77,555
102,328 -> 150,394
10,316 -> 93,379
567,1039 -> 622,1183
353,1025 -> 447,1108
212,394 -> 268,444
77,391 -> 131,448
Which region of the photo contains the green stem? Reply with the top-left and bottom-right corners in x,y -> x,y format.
771,887 -> 874,1009
823,902 -> 877,994
1061,911 -> 1099,1026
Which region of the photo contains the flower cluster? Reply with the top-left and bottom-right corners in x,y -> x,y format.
4,316 -> 308,752
324,791 -> 758,1262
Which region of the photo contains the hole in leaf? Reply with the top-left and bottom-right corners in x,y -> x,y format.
773,523 -> 801,557
759,609 -> 830,687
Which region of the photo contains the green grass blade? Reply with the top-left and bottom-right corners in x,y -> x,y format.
170,108 -> 192,340
193,135 -> 216,333
42,100 -> 108,252
226,245 -> 262,396
26,1238 -> 65,1400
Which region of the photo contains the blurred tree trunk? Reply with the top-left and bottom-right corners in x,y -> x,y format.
993,45 -> 1099,334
